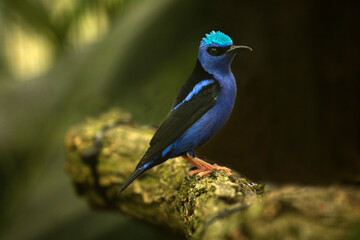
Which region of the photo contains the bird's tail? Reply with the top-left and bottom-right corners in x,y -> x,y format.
117,166 -> 148,195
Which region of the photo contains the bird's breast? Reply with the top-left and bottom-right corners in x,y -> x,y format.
206,76 -> 237,133
214,73 -> 237,116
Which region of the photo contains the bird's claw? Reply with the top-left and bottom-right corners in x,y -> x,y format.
183,153 -> 232,177
212,164 -> 232,175
189,167 -> 207,176
189,164 -> 231,177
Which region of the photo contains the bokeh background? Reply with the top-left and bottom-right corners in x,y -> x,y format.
0,0 -> 359,239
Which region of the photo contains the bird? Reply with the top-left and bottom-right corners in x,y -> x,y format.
118,30 -> 252,194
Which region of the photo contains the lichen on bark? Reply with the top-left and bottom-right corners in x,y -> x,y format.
65,109 -> 360,240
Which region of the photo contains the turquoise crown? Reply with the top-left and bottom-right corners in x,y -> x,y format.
200,31 -> 233,47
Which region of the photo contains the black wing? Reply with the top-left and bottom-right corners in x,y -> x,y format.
136,80 -> 220,169
173,60 -> 214,107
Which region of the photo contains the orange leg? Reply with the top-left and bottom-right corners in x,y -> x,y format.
182,153 -> 231,177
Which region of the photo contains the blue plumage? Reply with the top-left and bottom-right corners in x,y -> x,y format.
118,31 -> 252,194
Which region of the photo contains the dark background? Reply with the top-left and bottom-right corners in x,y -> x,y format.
199,1 -> 360,185
0,0 -> 359,239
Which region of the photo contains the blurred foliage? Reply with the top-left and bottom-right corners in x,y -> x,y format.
0,0 -> 206,239
0,0 -> 124,78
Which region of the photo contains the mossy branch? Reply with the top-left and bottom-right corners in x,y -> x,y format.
65,109 -> 360,240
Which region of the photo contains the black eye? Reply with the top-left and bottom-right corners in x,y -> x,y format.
206,46 -> 230,56
207,47 -> 219,56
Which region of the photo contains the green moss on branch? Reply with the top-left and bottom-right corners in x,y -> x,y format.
65,109 -> 360,240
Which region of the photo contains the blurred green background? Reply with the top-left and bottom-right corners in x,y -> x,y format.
0,0 -> 359,239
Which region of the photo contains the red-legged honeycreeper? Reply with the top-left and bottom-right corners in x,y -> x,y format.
118,31 -> 252,194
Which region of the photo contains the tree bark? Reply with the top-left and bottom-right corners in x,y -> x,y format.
64,109 -> 360,240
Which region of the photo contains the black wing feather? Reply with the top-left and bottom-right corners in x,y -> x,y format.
136,80 -> 220,169
173,60 -> 214,107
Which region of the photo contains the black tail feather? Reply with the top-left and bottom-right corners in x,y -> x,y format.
117,167 -> 147,195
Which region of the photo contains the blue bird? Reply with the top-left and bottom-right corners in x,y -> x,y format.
118,31 -> 251,193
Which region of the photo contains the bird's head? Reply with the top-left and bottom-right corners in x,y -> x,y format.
198,31 -> 252,74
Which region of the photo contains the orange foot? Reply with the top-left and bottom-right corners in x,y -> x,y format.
182,153 -> 231,177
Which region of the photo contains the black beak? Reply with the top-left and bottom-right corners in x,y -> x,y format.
226,45 -> 252,55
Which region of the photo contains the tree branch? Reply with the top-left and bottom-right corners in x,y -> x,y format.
65,109 -> 360,240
